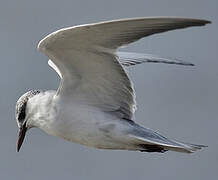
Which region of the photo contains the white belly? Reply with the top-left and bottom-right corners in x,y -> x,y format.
44,102 -> 136,150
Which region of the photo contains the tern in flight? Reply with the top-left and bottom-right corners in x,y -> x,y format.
16,17 -> 210,153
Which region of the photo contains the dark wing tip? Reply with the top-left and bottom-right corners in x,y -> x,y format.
176,18 -> 211,27
195,19 -> 211,25
202,19 -> 212,24
186,62 -> 195,66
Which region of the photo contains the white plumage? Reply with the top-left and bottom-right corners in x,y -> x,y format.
16,17 -> 210,153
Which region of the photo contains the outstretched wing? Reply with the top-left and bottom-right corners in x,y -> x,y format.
38,17 -> 210,119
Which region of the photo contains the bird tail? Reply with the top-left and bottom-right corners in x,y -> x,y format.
156,141 -> 207,153
129,125 -> 207,153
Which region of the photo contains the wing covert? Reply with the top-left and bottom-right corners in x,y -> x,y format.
38,17 -> 210,120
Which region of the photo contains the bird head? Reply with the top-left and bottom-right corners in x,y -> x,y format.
15,90 -> 41,152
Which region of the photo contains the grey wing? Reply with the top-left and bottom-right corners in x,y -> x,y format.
38,17 -> 210,120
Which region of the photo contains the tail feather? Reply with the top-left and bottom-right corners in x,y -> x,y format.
171,142 -> 208,153
129,125 -> 207,153
132,135 -> 207,153
161,143 -> 206,153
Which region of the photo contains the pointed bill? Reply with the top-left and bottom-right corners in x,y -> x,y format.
17,123 -> 27,152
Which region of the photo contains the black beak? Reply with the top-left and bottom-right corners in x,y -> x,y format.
17,122 -> 27,152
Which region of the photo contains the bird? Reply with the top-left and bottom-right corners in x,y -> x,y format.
16,17 -> 210,153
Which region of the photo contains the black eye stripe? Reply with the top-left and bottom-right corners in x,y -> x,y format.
16,90 -> 42,123
18,102 -> 27,121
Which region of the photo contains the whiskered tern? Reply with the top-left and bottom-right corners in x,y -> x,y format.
16,17 -> 210,153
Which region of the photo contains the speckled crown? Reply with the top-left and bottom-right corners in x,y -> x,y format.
15,90 -> 42,124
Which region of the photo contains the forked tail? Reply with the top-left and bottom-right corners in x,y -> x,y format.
129,124 -> 207,153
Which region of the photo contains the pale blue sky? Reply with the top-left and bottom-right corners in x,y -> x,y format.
0,0 -> 217,179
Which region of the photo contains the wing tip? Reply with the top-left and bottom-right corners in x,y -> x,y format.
112,16 -> 212,25
182,62 -> 195,66
201,19 -> 212,25
193,19 -> 211,26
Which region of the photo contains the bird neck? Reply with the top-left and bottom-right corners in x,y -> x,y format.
26,90 -> 56,131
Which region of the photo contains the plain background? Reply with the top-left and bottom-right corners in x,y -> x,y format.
0,0 -> 217,179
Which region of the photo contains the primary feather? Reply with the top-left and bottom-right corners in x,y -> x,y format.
118,52 -> 195,67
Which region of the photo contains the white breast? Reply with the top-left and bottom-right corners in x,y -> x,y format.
43,97 -> 134,149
